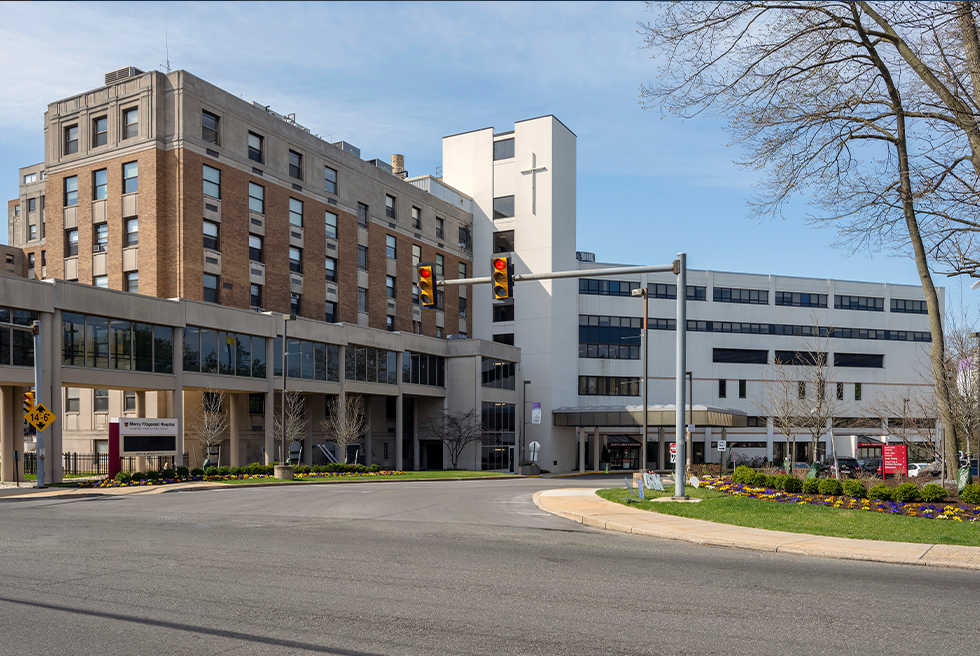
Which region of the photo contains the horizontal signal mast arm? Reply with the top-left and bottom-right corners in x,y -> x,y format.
437,262 -> 680,287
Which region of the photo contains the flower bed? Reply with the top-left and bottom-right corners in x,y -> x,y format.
701,475 -> 980,522
75,473 -> 275,488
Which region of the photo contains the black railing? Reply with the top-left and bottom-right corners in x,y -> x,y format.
9,452 -> 190,477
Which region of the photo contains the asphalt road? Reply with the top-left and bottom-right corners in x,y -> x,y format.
0,475 -> 977,655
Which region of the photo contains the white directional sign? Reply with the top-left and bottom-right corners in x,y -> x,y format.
717,440 -> 727,452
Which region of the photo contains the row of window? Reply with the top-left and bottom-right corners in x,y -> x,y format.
578,376 -> 640,397
646,318 -> 931,343
183,327 -> 267,378
0,308 -> 38,367
62,313 -> 173,373
482,358 -> 517,390
345,345 -> 398,385
712,348 -> 884,368
403,352 -> 446,387
63,108 -> 138,156
63,161 -> 138,207
268,337 -> 341,382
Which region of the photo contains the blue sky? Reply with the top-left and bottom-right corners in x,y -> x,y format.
0,1 -> 973,312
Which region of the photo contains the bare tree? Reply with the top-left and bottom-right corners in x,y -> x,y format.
419,409 -> 484,470
794,350 -> 844,472
189,382 -> 228,464
320,394 -> 367,465
870,388 -> 941,464
274,390 -> 308,465
756,362 -> 804,471
639,1 -> 973,473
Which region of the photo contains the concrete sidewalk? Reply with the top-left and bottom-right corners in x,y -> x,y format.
534,488 -> 980,571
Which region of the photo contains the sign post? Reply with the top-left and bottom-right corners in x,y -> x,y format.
109,418 -> 179,479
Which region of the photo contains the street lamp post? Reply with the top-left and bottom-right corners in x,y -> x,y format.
686,371 -> 693,468
631,287 -> 649,472
522,379 -> 531,466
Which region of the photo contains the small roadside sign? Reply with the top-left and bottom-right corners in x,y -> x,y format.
669,442 -> 677,464
27,403 -> 56,432
717,440 -> 727,452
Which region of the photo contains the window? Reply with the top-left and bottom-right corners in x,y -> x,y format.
458,226 -> 471,250
28,253 -> 35,270
95,223 -> 108,252
386,235 -> 396,259
835,353 -> 884,368
288,149 -> 302,179
412,284 -> 419,304
718,379 -> 727,398
493,230 -> 515,253
459,262 -> 467,279
325,301 -> 336,323
66,389 -> 80,413
739,380 -> 747,398
493,138 -> 515,160
325,211 -> 337,238
203,165 -> 221,199
202,110 -> 219,144
493,333 -> 515,346
713,287 -> 768,304
325,256 -> 336,282
289,247 -> 302,273
29,224 -> 36,241
387,316 -> 395,332
249,235 -> 263,262
203,220 -> 219,251
123,161 -> 138,194
358,245 -> 368,270
436,327 -> 444,338
412,206 -> 421,230
93,169 -> 107,200
798,382 -> 806,400
247,132 -> 263,163
386,275 -> 396,298
436,217 -> 444,239
386,195 -> 396,219
412,244 -> 421,267
250,284 -> 261,307
435,254 -> 444,276
712,348 -> 768,364
891,299 -> 928,314
14,205 -> 19,216
357,287 -> 368,313
493,304 -> 515,322
291,293 -> 301,315
125,271 -> 138,293
835,295 -> 884,312
577,376 -> 639,396
775,291 -> 828,308
94,275 -> 108,288
203,274 -> 218,303
493,195 -> 515,219
247,393 -> 265,415
248,182 -> 264,213
27,198 -> 36,213
66,229 -> 78,257
123,108 -> 138,139
289,198 -> 303,227
837,382 -> 844,400
855,383 -> 863,401
580,279 -> 642,297
93,117 -> 108,147
124,391 -> 137,412
41,251 -> 46,267
459,297 -> 467,318
23,173 -> 36,184
64,124 -> 78,155
774,350 -> 827,366
358,203 -> 369,227
324,166 -> 338,194
125,218 -> 138,246
64,176 -> 78,206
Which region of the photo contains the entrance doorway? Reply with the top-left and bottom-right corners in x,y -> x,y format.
482,445 -> 514,473
606,435 -> 640,470
423,442 -> 443,470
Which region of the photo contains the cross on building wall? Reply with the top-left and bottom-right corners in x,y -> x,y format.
521,153 -> 547,215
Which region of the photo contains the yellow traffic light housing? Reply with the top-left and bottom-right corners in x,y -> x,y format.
417,262 -> 438,308
491,256 -> 514,300
23,391 -> 34,415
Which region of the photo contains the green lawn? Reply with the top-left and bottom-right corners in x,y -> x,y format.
597,487 -> 980,546
221,470 -> 516,485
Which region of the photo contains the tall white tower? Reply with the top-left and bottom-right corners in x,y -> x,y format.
443,116 -> 579,470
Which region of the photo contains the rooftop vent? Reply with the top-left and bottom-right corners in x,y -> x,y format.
333,141 -> 360,158
105,66 -> 144,86
576,251 -> 596,263
368,158 -> 394,175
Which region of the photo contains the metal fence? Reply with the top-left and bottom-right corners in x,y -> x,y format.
17,452 -> 188,477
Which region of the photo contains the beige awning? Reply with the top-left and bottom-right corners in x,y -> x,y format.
552,404 -> 747,428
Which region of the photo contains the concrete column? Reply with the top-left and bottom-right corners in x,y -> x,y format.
412,399 -> 420,471
304,395 -> 313,466
229,393 -> 240,467
264,334 -> 275,465
1,386 -> 14,482
592,428 -> 601,472
363,398 -> 372,466
705,426 -> 713,463
40,310 -> 57,483
173,326 -> 184,467
578,427 -> 585,473
49,308 -> 63,483
135,390 -> 147,472
395,351 -> 404,471
338,345 -> 347,464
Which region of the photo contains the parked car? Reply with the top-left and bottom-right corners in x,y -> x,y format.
861,458 -> 882,475
822,457 -> 862,477
907,463 -> 929,477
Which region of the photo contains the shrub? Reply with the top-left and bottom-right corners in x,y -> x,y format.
296,465 -> 311,474
217,466 -> 230,476
176,465 -> 189,477
893,482 -> 921,503
144,470 -> 160,481
159,467 -> 176,479
919,483 -> 948,503
842,480 -> 867,499
961,484 -> 980,505
732,465 -> 754,484
204,466 -> 219,477
114,472 -> 132,483
370,464 -> 381,473
802,478 -> 820,494
229,467 -> 243,476
129,471 -> 147,482
782,476 -> 803,494
190,467 -> 205,477
818,478 -> 843,496
869,484 -> 893,501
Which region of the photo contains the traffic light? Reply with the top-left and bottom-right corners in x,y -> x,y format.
417,262 -> 437,308
491,256 -> 514,300
23,391 -> 34,415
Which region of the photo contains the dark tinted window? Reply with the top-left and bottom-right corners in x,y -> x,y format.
493,138 -> 515,160
493,195 -> 515,219
712,348 -> 768,364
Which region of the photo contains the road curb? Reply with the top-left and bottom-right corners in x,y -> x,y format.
533,489 -> 980,571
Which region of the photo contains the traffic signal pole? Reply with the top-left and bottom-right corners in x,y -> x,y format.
33,320 -> 44,489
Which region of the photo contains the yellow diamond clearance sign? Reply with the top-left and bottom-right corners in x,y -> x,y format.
27,403 -> 56,432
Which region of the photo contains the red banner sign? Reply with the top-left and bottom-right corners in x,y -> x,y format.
882,444 -> 908,476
